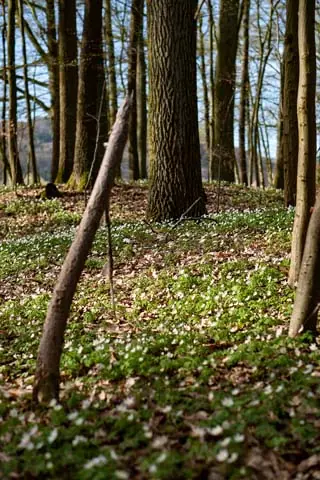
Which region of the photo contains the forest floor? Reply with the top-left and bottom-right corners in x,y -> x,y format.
0,182 -> 320,480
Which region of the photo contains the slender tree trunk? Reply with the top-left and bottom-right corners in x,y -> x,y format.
146,0 -> 206,221
127,0 -> 143,180
212,0 -> 239,182
7,0 -> 23,185
289,192 -> 320,337
273,63 -> 284,189
199,13 -> 210,158
73,0 -> 108,189
283,0 -> 299,207
33,97 -> 131,404
288,0 -> 316,288
1,0 -> 11,184
249,0 -> 277,189
207,0 -> 215,182
18,0 -> 38,184
46,0 -> 60,182
56,0 -> 78,183
105,0 -> 120,178
238,0 -> 249,185
137,3 -> 147,179
105,0 -> 118,127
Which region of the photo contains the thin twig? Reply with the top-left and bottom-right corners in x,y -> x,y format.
194,0 -> 206,20
84,80 -> 106,207
102,212 -> 116,317
171,197 -> 202,228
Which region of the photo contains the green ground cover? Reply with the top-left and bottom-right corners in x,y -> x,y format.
0,184 -> 319,479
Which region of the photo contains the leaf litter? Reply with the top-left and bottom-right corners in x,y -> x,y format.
0,183 -> 320,479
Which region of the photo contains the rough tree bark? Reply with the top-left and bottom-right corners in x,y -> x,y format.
33,97 -> 131,404
146,0 -> 206,221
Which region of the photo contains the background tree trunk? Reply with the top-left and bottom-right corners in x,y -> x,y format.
56,0 -> 78,183
105,0 -> 120,178
72,0 -> 108,189
283,0 -> 299,207
33,97 -> 131,404
288,0 -> 316,288
238,0 -> 250,185
7,0 -> 23,185
199,13 -> 210,161
46,0 -> 60,182
18,0 -> 38,184
137,3 -> 147,179
146,0 -> 206,221
127,0 -> 143,181
273,65 -> 284,190
212,0 -> 239,182
1,0 -> 11,184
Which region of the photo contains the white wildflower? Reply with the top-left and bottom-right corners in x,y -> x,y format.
157,452 -> 167,464
48,428 -> 58,444
264,385 -> 273,395
216,449 -> 229,462
68,411 -> 79,421
234,433 -> 245,443
115,471 -> 129,479
227,452 -> 239,463
222,397 -> 234,407
84,455 -> 107,469
208,425 -> 223,436
151,436 -> 168,449
221,437 -> 231,447
72,435 -> 87,446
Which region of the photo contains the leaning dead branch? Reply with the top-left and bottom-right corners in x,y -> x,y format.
33,96 -> 131,404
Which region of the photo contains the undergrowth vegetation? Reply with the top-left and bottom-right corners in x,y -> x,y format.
0,184 -> 319,479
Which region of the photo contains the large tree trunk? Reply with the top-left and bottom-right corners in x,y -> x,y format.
212,0 -> 239,182
283,0 -> 299,207
7,0 -> 24,185
33,97 -> 131,404
288,0 -> 316,288
146,0 -> 206,221
72,0 -> 108,189
289,192 -> 320,337
56,0 -> 78,183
